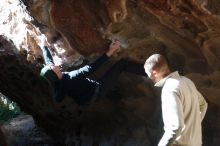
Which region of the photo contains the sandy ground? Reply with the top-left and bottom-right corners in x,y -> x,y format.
2,115 -> 54,146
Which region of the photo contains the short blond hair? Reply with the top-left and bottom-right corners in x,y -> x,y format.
144,54 -> 169,73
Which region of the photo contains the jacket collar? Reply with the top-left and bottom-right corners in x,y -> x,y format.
154,71 -> 179,87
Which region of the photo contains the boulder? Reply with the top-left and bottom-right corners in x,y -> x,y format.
1,0 -> 220,145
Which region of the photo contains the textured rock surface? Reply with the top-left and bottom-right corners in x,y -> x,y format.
0,126 -> 7,146
1,0 -> 220,145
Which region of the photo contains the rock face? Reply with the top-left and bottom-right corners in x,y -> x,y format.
0,126 -> 7,146
1,0 -> 220,145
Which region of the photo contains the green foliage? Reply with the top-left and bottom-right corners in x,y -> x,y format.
0,93 -> 24,123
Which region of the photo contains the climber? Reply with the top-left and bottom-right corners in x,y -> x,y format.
38,35 -> 146,106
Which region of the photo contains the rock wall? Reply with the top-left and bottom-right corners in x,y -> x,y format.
1,0 -> 220,145
0,126 -> 7,146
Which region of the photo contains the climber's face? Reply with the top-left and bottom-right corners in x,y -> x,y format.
51,65 -> 63,80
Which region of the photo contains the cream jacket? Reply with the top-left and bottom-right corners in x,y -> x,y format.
155,71 -> 208,146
